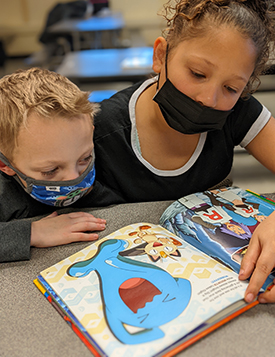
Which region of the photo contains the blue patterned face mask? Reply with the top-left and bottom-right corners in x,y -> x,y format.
0,152 -> 96,207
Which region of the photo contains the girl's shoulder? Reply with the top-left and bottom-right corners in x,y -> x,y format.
94,79 -> 155,139
225,94 -> 271,147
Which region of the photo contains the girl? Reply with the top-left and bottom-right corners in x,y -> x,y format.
94,0 -> 275,302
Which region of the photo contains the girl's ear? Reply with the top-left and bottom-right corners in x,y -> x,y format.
0,161 -> 16,176
152,37 -> 167,74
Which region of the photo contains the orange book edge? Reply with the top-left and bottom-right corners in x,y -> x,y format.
163,299 -> 259,357
33,278 -> 102,357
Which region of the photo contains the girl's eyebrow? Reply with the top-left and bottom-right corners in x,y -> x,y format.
189,55 -> 248,83
230,74 -> 248,84
188,55 -> 216,68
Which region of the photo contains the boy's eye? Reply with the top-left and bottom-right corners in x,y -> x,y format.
81,154 -> 93,163
41,167 -> 58,177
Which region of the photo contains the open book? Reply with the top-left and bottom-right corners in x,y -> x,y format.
34,187 -> 275,357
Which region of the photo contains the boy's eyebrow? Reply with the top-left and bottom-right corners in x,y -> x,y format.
30,147 -> 94,171
30,160 -> 66,171
79,146 -> 95,160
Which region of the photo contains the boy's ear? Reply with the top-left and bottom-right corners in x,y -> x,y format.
152,37 -> 167,74
0,161 -> 16,176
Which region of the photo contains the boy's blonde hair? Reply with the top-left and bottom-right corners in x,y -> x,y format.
0,67 -> 99,160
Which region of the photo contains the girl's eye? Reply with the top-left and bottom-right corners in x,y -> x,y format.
190,70 -> 206,79
41,167 -> 58,177
225,86 -> 237,94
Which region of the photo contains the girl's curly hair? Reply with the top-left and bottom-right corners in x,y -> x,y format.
160,0 -> 275,96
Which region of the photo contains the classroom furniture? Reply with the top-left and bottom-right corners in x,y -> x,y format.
2,195 -> 275,357
55,46 -> 154,83
89,89 -> 117,102
48,12 -> 125,50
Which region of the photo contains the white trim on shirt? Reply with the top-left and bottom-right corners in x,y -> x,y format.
240,106 -> 271,147
129,77 -> 207,177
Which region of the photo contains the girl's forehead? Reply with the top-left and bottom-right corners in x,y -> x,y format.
170,26 -> 256,64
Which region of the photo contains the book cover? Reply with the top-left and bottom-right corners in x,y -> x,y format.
35,219 -> 255,356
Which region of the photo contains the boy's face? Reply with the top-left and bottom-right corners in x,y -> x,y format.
11,112 -> 94,182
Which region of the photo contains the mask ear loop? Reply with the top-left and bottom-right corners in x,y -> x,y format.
165,43 -> 169,79
156,43 -> 169,91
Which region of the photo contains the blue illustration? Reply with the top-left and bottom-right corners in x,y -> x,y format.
67,238 -> 191,345
160,187 -> 275,289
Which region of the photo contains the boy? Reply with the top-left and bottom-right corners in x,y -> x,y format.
0,67 -> 123,263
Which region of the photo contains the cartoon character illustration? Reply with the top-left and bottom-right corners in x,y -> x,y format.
176,190 -> 268,261
178,192 -> 232,228
178,188 -> 261,228
201,220 -> 251,255
67,239 -> 191,344
119,225 -> 182,262
249,214 -> 267,233
232,246 -> 249,264
208,188 -> 260,218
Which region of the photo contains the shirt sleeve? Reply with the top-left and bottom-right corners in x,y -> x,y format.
225,95 -> 271,147
240,105 -> 271,147
0,174 -> 34,262
0,219 -> 31,262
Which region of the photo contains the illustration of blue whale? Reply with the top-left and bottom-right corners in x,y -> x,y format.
68,239 -> 191,344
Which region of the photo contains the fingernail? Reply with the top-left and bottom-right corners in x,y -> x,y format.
239,269 -> 245,276
245,293 -> 254,303
258,297 -> 267,304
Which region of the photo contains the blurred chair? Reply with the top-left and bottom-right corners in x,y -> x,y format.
89,89 -> 117,102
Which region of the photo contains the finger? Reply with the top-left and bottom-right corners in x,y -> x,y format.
258,283 -> 275,304
69,232 -> 99,243
66,211 -> 106,223
68,215 -> 106,227
71,220 -> 106,233
67,211 -> 104,219
244,252 -> 275,303
54,232 -> 99,246
239,239 -> 261,280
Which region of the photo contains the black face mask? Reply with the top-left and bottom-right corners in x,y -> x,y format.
153,79 -> 233,134
153,46 -> 233,135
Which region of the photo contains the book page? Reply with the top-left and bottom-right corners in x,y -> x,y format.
39,222 -> 249,357
160,187 -> 275,289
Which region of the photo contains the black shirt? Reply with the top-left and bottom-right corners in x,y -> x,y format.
94,77 -> 270,202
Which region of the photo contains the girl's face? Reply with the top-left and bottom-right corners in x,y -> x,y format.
153,26 -> 257,111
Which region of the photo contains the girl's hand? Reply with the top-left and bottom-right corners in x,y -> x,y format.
239,210 -> 275,303
31,211 -> 106,248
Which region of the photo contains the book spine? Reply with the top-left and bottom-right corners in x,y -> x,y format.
33,278 -> 103,357
246,189 -> 275,206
